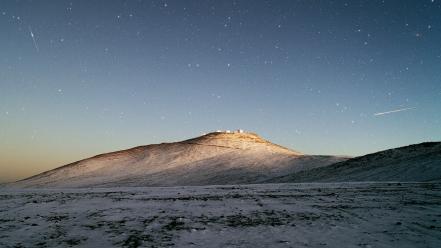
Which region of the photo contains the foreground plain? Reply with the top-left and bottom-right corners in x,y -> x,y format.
1,182 -> 440,247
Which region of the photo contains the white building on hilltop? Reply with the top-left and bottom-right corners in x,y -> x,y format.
214,129 -> 245,134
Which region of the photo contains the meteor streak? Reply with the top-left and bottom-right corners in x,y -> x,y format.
28,26 -> 39,52
373,107 -> 414,116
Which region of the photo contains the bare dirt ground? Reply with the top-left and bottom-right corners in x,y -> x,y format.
1,182 -> 440,247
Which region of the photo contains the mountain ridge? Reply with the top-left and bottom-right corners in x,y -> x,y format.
11,131 -> 340,188
11,132 -> 438,188
268,141 -> 441,183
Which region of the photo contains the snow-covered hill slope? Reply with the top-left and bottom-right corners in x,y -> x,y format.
11,132 -> 345,188
270,142 -> 441,183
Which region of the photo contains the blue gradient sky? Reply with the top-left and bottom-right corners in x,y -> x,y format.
1,0 -> 440,182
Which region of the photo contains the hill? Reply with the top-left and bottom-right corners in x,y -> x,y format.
11,132 -> 345,188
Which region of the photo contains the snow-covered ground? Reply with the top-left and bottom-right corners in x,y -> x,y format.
1,182 -> 440,247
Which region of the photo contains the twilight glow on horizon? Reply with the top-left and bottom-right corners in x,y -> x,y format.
1,0 -> 440,183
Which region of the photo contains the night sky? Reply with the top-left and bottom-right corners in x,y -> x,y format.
1,0 -> 440,182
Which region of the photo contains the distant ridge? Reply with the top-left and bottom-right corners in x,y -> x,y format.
268,142 -> 441,183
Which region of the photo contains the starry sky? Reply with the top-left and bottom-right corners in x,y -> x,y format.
1,0 -> 441,183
